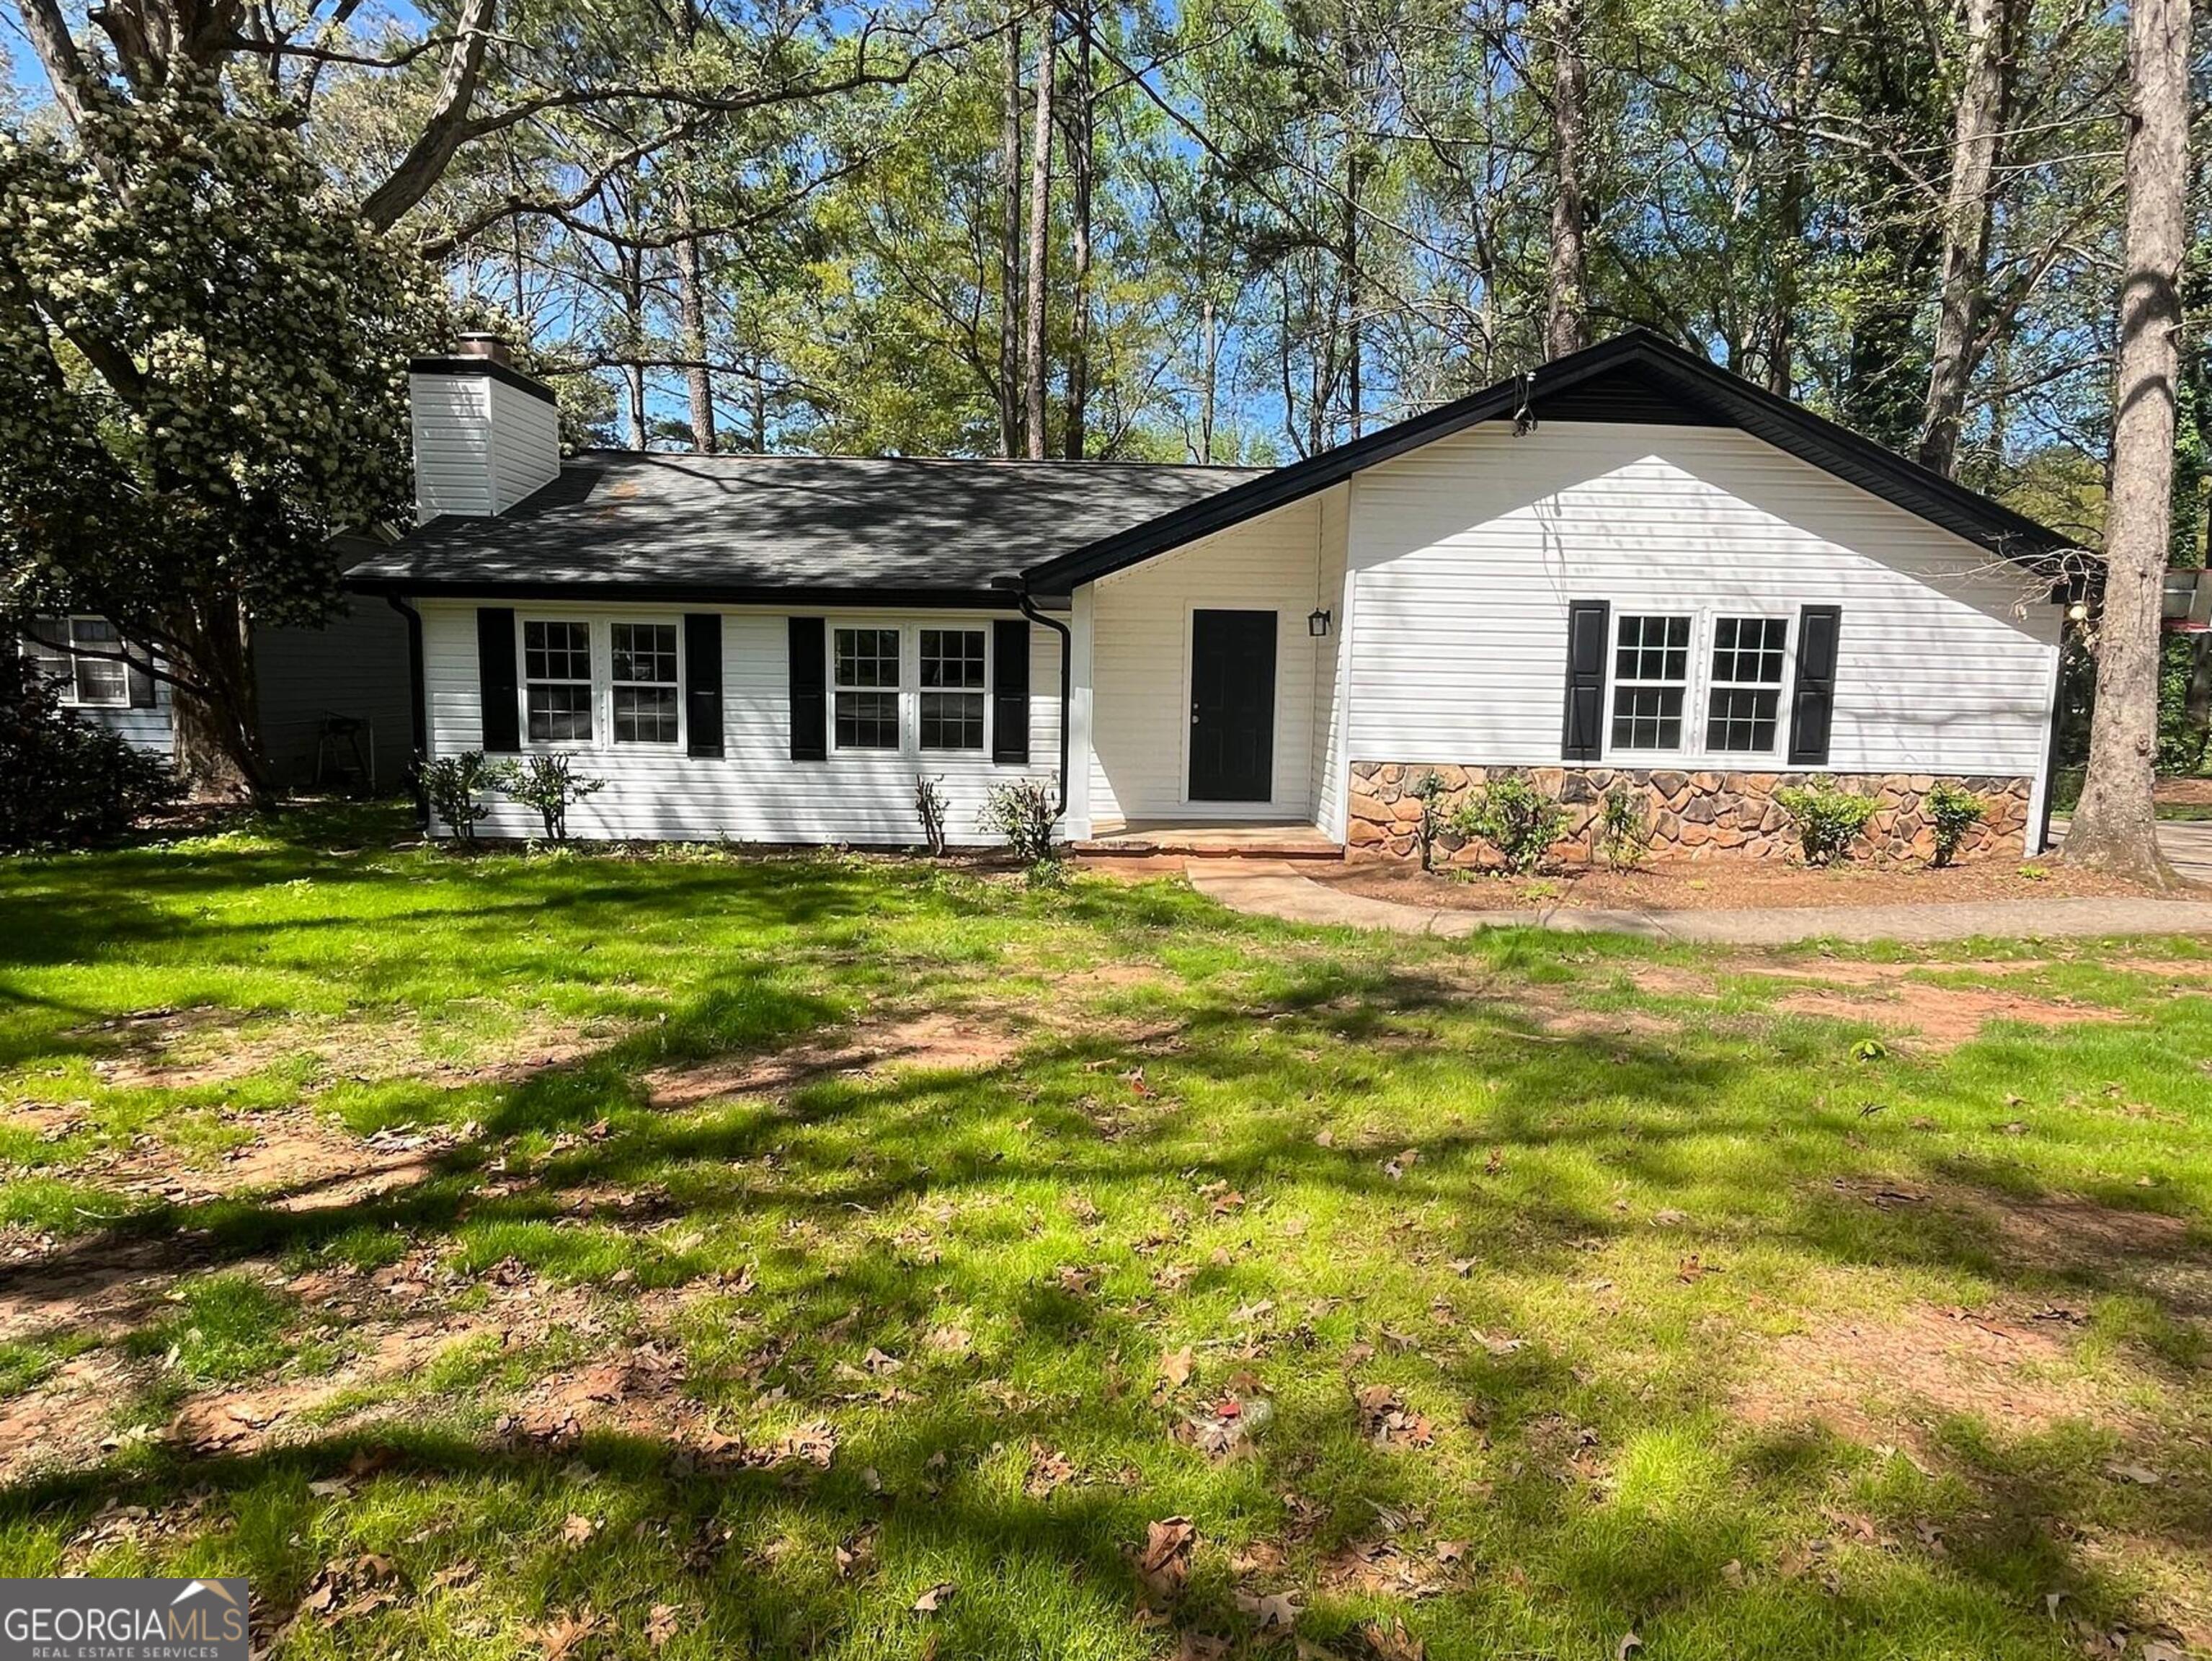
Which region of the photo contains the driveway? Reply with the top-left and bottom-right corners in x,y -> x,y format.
2048,817 -> 2212,884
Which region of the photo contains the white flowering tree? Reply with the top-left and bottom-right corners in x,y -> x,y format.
0,76 -> 446,800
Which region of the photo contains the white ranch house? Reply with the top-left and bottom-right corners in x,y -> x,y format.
345,331 -> 2071,861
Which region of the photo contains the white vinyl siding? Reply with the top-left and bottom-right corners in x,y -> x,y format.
409,375 -> 494,520
409,370 -> 561,521
1309,482 -> 1354,840
487,378 -> 561,511
1343,420 -> 2060,781
417,600 -> 1060,844
1085,497 -> 1334,826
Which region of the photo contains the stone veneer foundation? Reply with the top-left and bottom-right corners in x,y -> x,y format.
1346,763 -> 2034,865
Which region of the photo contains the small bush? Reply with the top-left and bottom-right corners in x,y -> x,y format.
419,750 -> 512,846
981,778 -> 1057,864
1923,781 -> 1986,867
0,650 -> 179,851
1408,771 -> 1449,870
1775,784 -> 1877,865
915,774 -> 949,856
1591,784 -> 1649,870
1449,775 -> 1568,874
504,753 -> 604,842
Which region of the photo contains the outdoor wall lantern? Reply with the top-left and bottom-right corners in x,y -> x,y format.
1308,607 -> 1333,638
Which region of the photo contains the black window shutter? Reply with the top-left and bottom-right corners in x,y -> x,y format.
684,613 -> 724,758
992,618 -> 1031,765
1560,600 -> 1610,761
788,616 -> 826,761
1787,606 -> 1842,766
125,638 -> 156,708
477,607 -> 519,751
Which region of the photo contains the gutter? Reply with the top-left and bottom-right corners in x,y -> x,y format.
385,594 -> 429,829
1004,577 -> 1074,820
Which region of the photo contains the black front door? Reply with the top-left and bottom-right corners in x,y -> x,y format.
1189,609 -> 1276,802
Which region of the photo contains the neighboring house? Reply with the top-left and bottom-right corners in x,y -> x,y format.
22,595 -> 414,791
346,329 -> 2073,859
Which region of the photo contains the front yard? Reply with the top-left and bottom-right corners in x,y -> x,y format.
1,808 -> 2208,1660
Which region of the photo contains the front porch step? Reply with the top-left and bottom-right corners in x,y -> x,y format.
1072,823 -> 1343,861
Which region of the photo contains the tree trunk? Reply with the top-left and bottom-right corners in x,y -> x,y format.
1199,293 -> 1217,465
2064,0 -> 2190,882
675,183 -> 717,454
1918,0 -> 2018,477
1023,12 -> 1054,459
1544,0 -> 1590,360
167,592 -> 274,808
623,363 -> 647,451
1764,4 -> 1815,398
1062,0 -> 1093,459
1344,151 -> 1364,436
999,13 -> 1025,458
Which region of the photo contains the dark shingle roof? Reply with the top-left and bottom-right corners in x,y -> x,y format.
345,451 -> 1265,606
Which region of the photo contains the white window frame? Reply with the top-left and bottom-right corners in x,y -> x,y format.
519,616 -> 597,747
25,616 -> 131,709
830,622 -> 907,754
608,618 -> 684,748
917,625 -> 989,755
1608,611 -> 1694,756
1702,614 -> 1793,757
822,621 -> 998,758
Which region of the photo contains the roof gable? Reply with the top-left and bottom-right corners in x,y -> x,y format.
1016,330 -> 2069,596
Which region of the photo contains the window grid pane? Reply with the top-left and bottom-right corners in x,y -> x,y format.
610,623 -> 678,745
1705,688 -> 1779,752
1710,616 -> 1787,687
919,691 -> 985,751
919,629 -> 986,690
523,620 -> 593,743
1611,686 -> 1684,750
611,623 -> 678,688
834,629 -> 900,691
1609,614 -> 1691,750
835,691 -> 900,749
1705,616 -> 1787,753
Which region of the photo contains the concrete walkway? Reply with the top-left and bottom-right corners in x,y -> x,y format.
1186,859 -> 2212,945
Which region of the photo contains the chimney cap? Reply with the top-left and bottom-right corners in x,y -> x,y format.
456,332 -> 514,366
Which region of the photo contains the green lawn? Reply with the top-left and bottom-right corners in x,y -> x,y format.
1,806 -> 2208,1660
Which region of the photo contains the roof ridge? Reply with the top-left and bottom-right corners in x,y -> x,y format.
570,448 -> 1261,471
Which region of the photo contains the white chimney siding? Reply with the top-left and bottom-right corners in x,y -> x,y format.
409,359 -> 561,522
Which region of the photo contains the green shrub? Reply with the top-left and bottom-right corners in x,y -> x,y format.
1775,784 -> 1877,865
1408,771 -> 1449,870
982,778 -> 1058,864
1591,784 -> 1649,870
1449,775 -> 1568,874
0,650 -> 179,851
504,752 -> 604,842
1922,781 -> 1986,867
418,750 -> 512,846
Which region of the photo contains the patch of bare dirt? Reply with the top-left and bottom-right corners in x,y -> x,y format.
1736,1301 -> 2140,1446
1772,984 -> 2130,1051
1994,1192 -> 2198,1266
646,1010 -> 1029,1108
0,1237 -> 186,1344
1316,854 -> 2179,913
67,1006 -> 281,1091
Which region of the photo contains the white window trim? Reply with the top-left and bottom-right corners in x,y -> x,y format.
917,624 -> 990,756
518,616 -> 600,750
609,618 -> 685,748
1702,613 -> 1794,758
1602,607 -> 1804,767
827,621 -> 996,758
26,616 -> 132,709
1608,611 -> 1695,758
